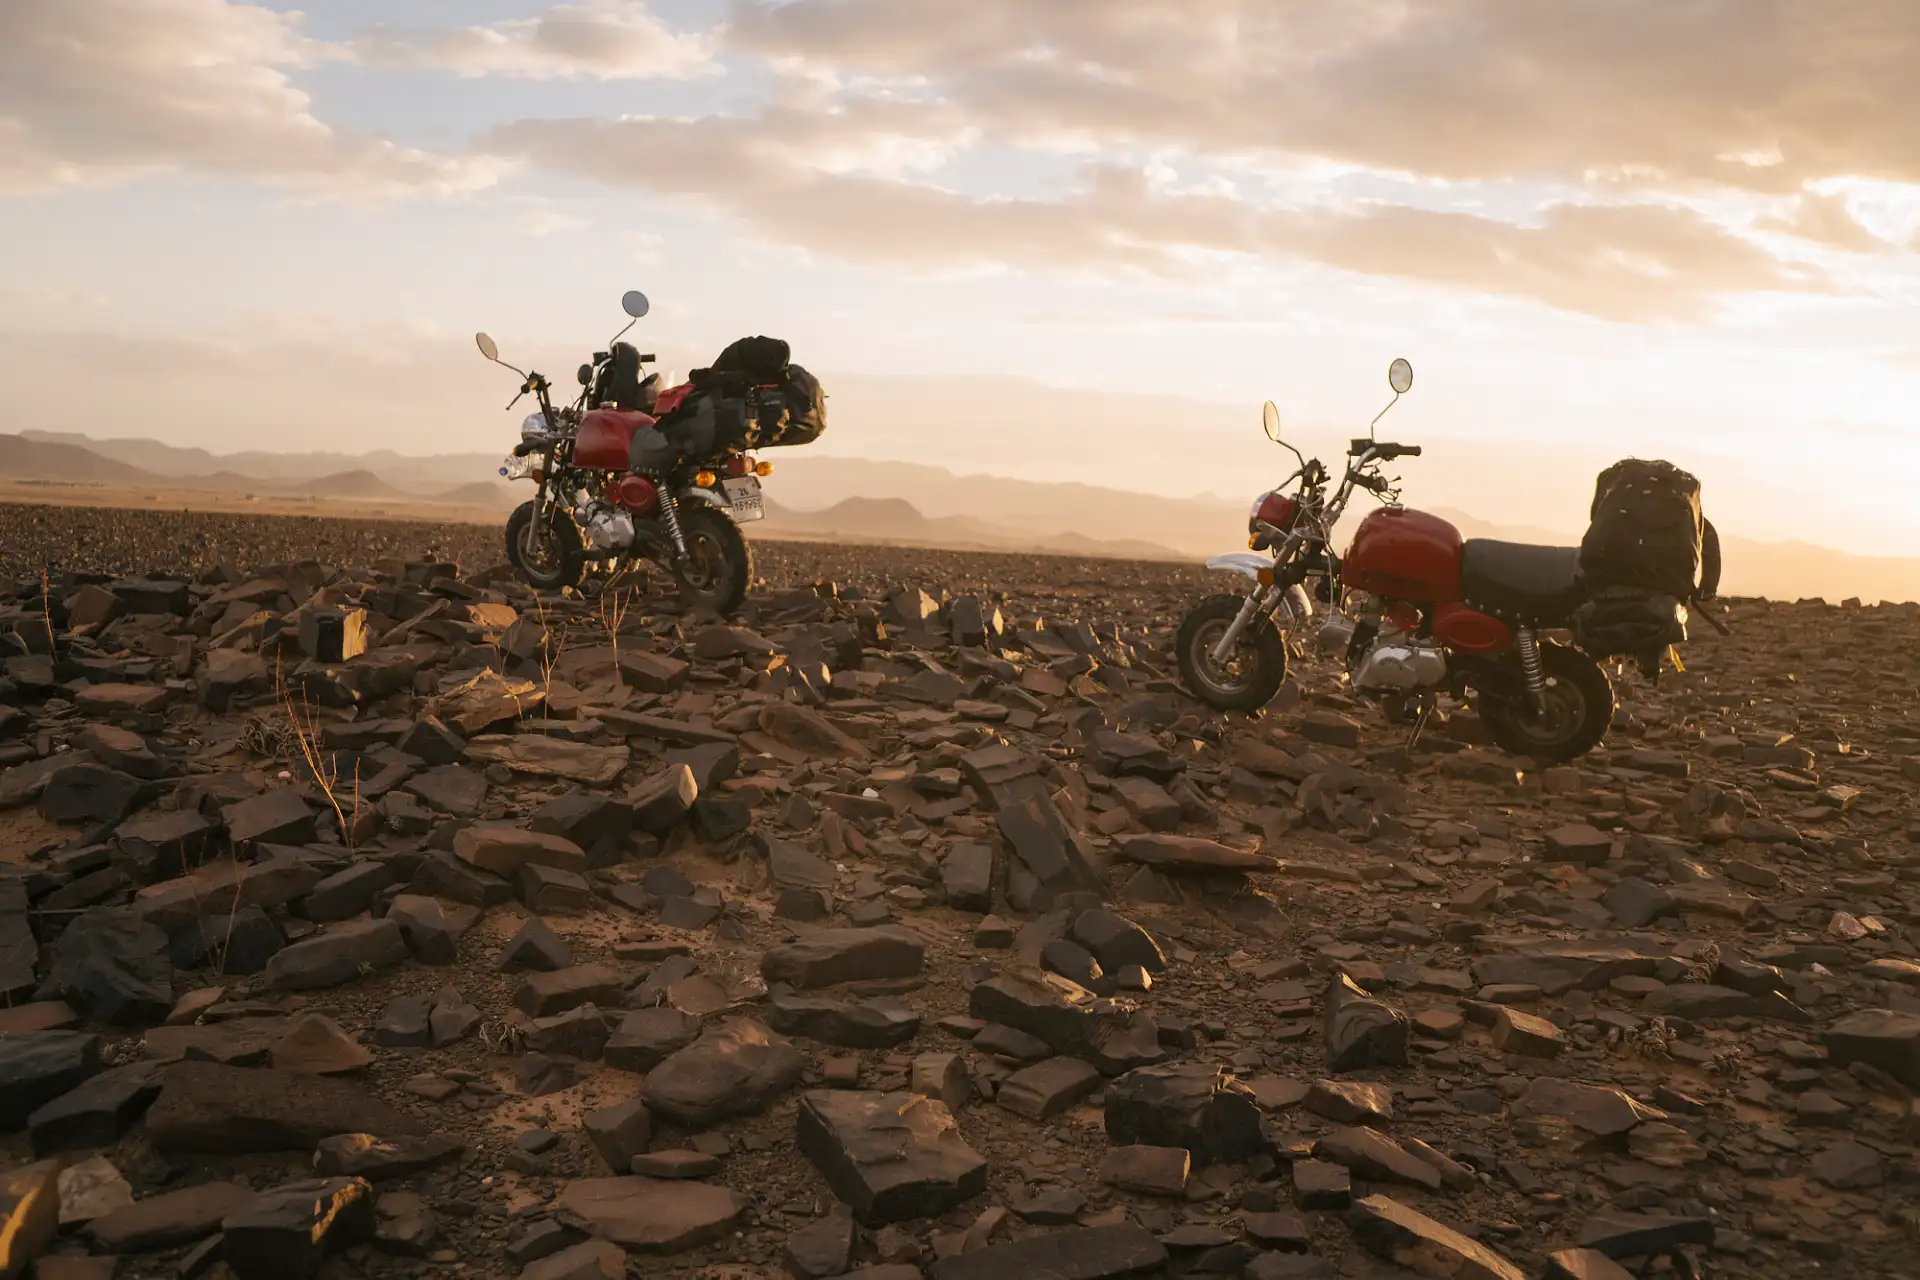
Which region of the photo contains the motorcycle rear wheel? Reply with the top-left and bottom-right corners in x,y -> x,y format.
506,500 -> 585,592
1479,642 -> 1615,762
1177,593 -> 1289,712
674,505 -> 752,616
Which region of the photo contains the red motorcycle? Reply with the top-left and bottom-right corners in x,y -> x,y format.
1177,359 -> 1701,762
477,290 -> 773,613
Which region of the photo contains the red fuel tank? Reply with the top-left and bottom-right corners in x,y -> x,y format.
574,408 -> 654,471
1343,507 -> 1463,603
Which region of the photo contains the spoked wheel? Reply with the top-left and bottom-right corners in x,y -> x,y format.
674,504 -> 753,616
1176,593 -> 1289,712
505,500 -> 584,591
1479,642 -> 1616,762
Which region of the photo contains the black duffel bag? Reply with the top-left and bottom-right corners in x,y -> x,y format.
1579,459 -> 1721,600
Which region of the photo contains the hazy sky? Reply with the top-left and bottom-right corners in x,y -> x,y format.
3,1 -> 1920,553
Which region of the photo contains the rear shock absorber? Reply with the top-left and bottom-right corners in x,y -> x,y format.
1516,627 -> 1546,714
657,492 -> 689,558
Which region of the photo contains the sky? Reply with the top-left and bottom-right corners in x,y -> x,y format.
3,0 -> 1920,554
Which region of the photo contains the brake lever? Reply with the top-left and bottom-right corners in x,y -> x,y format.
505,384 -> 529,412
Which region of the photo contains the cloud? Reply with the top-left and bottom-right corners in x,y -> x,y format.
1761,192 -> 1889,252
725,0 -> 1920,195
354,1 -> 716,81
488,114 -> 1820,319
0,0 -> 490,196
516,206 -> 588,238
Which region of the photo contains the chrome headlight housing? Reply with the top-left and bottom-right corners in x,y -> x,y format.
520,411 -> 553,440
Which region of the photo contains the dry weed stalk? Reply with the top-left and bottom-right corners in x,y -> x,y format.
598,585 -> 635,670
273,656 -> 359,849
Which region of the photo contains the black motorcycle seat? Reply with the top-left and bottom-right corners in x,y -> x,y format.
1460,539 -> 1586,623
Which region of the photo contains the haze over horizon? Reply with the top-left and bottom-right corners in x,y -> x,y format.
4,2 -> 1920,561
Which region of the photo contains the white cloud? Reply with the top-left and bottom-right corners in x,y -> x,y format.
516,207 -> 588,238
0,0 -> 492,196
355,1 -> 717,81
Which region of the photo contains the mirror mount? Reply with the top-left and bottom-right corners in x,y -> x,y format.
606,290 -> 652,350
1367,358 -> 1414,438
474,332 -> 527,378
1262,400 -> 1305,468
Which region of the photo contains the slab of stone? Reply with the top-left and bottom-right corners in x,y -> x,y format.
553,1177 -> 747,1254
222,1175 -> 375,1279
263,917 -> 406,991
766,995 -> 922,1048
0,1157 -> 59,1277
1114,834 -> 1279,873
1323,973 -> 1409,1071
997,1056 -> 1102,1120
1510,1078 -> 1664,1139
144,1062 -> 422,1152
1573,1211 -> 1715,1259
1314,1127 -> 1442,1191
1099,1144 -> 1190,1196
313,1133 -> 465,1181
1303,1080 -> 1394,1127
1103,1063 -> 1263,1166
87,1179 -> 256,1251
523,1239 -> 627,1280
27,1061 -> 161,1155
1822,1009 -> 1920,1088
1345,1195 -> 1526,1280
34,911 -> 172,1026
498,916 -> 573,972
0,1032 -> 102,1129
926,1224 -> 1168,1280
605,1008 -> 700,1073
642,1019 -> 806,1127
271,1013 -> 371,1075
968,965 -> 1163,1075
455,827 -> 587,878
761,927 -> 926,989
1492,1007 -> 1567,1058
796,1089 -> 988,1225
514,964 -> 625,1018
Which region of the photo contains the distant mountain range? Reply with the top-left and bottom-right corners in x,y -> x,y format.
5,430 -> 1919,602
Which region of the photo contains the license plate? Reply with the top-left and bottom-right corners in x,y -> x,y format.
721,476 -> 764,523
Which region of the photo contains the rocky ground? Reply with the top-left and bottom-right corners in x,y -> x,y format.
0,501 -> 1915,1280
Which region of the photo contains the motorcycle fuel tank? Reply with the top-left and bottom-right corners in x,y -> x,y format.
575,408 -> 655,471
1343,507 -> 1463,603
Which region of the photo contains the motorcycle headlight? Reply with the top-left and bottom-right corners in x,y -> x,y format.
520,411 -> 551,440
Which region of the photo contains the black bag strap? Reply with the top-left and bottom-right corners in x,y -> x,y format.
1698,518 -> 1721,600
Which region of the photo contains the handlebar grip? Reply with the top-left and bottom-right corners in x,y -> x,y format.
1404,445 -> 1422,457
637,353 -> 656,363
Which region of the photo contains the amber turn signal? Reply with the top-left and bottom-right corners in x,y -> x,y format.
1257,568 -> 1275,585
755,461 -> 774,477
694,470 -> 717,487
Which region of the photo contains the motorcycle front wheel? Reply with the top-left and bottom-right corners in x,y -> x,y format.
1176,593 -> 1289,712
1478,642 -> 1615,762
674,504 -> 753,616
506,500 -> 585,592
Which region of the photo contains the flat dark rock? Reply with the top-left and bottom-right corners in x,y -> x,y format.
642,1019 -> 806,1127
144,1061 -> 423,1152
927,1224 -> 1168,1280
796,1089 -> 988,1225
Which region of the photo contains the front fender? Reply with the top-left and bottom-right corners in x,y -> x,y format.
1204,552 -> 1272,582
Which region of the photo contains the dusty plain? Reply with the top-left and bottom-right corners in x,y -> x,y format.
0,500 -> 1913,1280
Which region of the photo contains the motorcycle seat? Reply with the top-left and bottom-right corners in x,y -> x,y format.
1460,539 -> 1586,623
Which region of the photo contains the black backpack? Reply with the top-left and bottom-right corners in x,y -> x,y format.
1580,459 -> 1721,600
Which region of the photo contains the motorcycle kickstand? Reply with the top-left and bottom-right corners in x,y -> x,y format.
1403,692 -> 1437,753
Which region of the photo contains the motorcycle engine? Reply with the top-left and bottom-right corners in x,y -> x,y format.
576,500 -> 635,552
1351,629 -> 1447,693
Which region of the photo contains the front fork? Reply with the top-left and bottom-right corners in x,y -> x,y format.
1208,586 -> 1278,665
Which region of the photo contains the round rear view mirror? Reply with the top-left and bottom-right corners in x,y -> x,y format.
475,332 -> 499,362
621,290 -> 650,319
1388,357 -> 1413,395
1262,400 -> 1283,443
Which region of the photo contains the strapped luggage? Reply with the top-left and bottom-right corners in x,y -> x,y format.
1579,459 -> 1720,600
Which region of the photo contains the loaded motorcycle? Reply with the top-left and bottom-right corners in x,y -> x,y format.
476,290 -> 782,614
1175,359 -> 1716,762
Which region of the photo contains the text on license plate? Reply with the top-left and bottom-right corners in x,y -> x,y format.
720,476 -> 765,523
